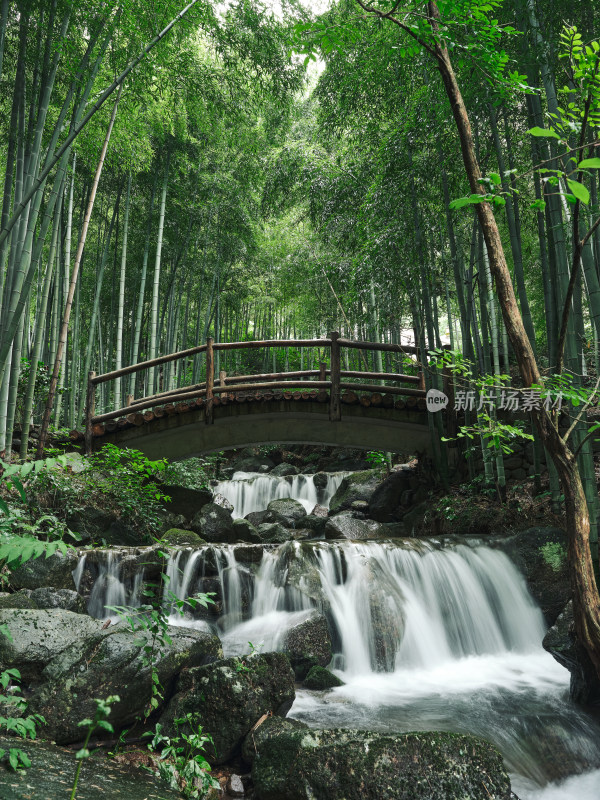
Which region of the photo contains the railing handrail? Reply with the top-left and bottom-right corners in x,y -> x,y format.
90,336 -> 420,385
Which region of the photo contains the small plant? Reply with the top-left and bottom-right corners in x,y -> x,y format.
0,625 -> 45,772
540,542 -> 567,573
144,714 -> 218,798
69,695 -> 120,800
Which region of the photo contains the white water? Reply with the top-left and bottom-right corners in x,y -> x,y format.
78,501 -> 600,798
214,470 -> 347,518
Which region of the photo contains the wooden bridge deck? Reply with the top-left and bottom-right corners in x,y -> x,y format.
72,333 -> 452,459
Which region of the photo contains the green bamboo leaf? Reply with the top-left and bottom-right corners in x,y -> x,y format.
577,158 -> 600,169
527,126 -> 561,139
566,179 -> 590,204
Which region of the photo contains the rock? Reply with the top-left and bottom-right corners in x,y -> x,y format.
303,665 -> 344,689
234,544 -> 264,563
270,463 -> 299,477
543,601 -> 600,705
350,500 -> 369,512
161,528 -> 207,547
266,498 -> 307,528
191,502 -> 236,543
159,484 -> 212,520
497,527 -> 569,625
242,716 -> 308,765
368,470 -> 413,522
0,590 -> 38,609
283,612 -> 332,679
233,518 -> 263,544
401,501 -> 429,533
9,550 -> 79,590
246,510 -> 268,527
257,523 -> 290,544
329,470 -> 381,514
302,514 -> 327,538
64,506 -> 140,546
232,455 -> 275,473
29,625 -> 223,743
159,652 -> 295,764
250,725 -> 512,800
213,493 -> 234,512
0,608 -> 103,684
312,472 -> 329,490
0,735 -> 183,800
309,504 -> 328,518
324,512 -> 385,541
503,456 -> 523,470
317,448 -> 370,472
227,773 -> 246,797
28,587 -> 87,614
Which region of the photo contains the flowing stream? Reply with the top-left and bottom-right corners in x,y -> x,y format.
213,470 -> 347,517
78,470 -> 600,799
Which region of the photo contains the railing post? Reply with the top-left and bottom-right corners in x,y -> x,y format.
329,331 -> 341,421
319,361 -> 327,383
84,371 -> 96,455
126,394 -> 134,408
205,337 -> 214,424
219,369 -> 227,387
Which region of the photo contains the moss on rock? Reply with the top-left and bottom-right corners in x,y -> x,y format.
251,725 -> 512,800
303,666 -> 344,690
161,528 -> 206,546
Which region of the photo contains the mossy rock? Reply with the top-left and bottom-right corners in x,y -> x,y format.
159,652 -> 295,764
251,725 -> 512,800
303,666 -> 344,690
328,470 -> 382,514
161,528 -> 206,546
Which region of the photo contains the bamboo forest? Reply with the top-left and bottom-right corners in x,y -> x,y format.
3,0 -> 600,798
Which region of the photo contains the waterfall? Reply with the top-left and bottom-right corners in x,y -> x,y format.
160,540 -> 545,674
214,471 -> 347,518
80,538 -> 600,796
84,552 -> 143,621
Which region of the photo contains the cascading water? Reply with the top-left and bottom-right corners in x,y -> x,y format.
214,470 -> 347,518
77,467 -> 600,800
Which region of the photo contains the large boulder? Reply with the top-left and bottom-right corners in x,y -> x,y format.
159,652 -> 295,764
282,612 -> 332,679
0,609 -> 103,684
158,484 -> 212,520
28,624 -> 222,743
324,512 -> 385,541
233,518 -> 263,544
266,498 -> 307,528
0,735 -> 183,800
190,502 -> 235,543
257,522 -> 290,544
329,470 -> 381,514
231,454 -> 275,473
65,506 -> 140,546
496,527 -> 569,625
27,587 -> 87,614
270,463 -> 299,477
249,722 -> 512,800
9,550 -> 79,590
0,590 -> 38,609
543,601 -> 600,705
368,470 -> 414,522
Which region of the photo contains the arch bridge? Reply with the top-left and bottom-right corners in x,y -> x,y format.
74,334 -> 455,461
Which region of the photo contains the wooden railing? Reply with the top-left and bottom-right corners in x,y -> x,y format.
84,333 -> 428,453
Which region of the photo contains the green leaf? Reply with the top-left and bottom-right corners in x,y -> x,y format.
566,179 -> 590,204
75,748 -> 90,760
527,126 -> 560,139
577,158 -> 600,169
